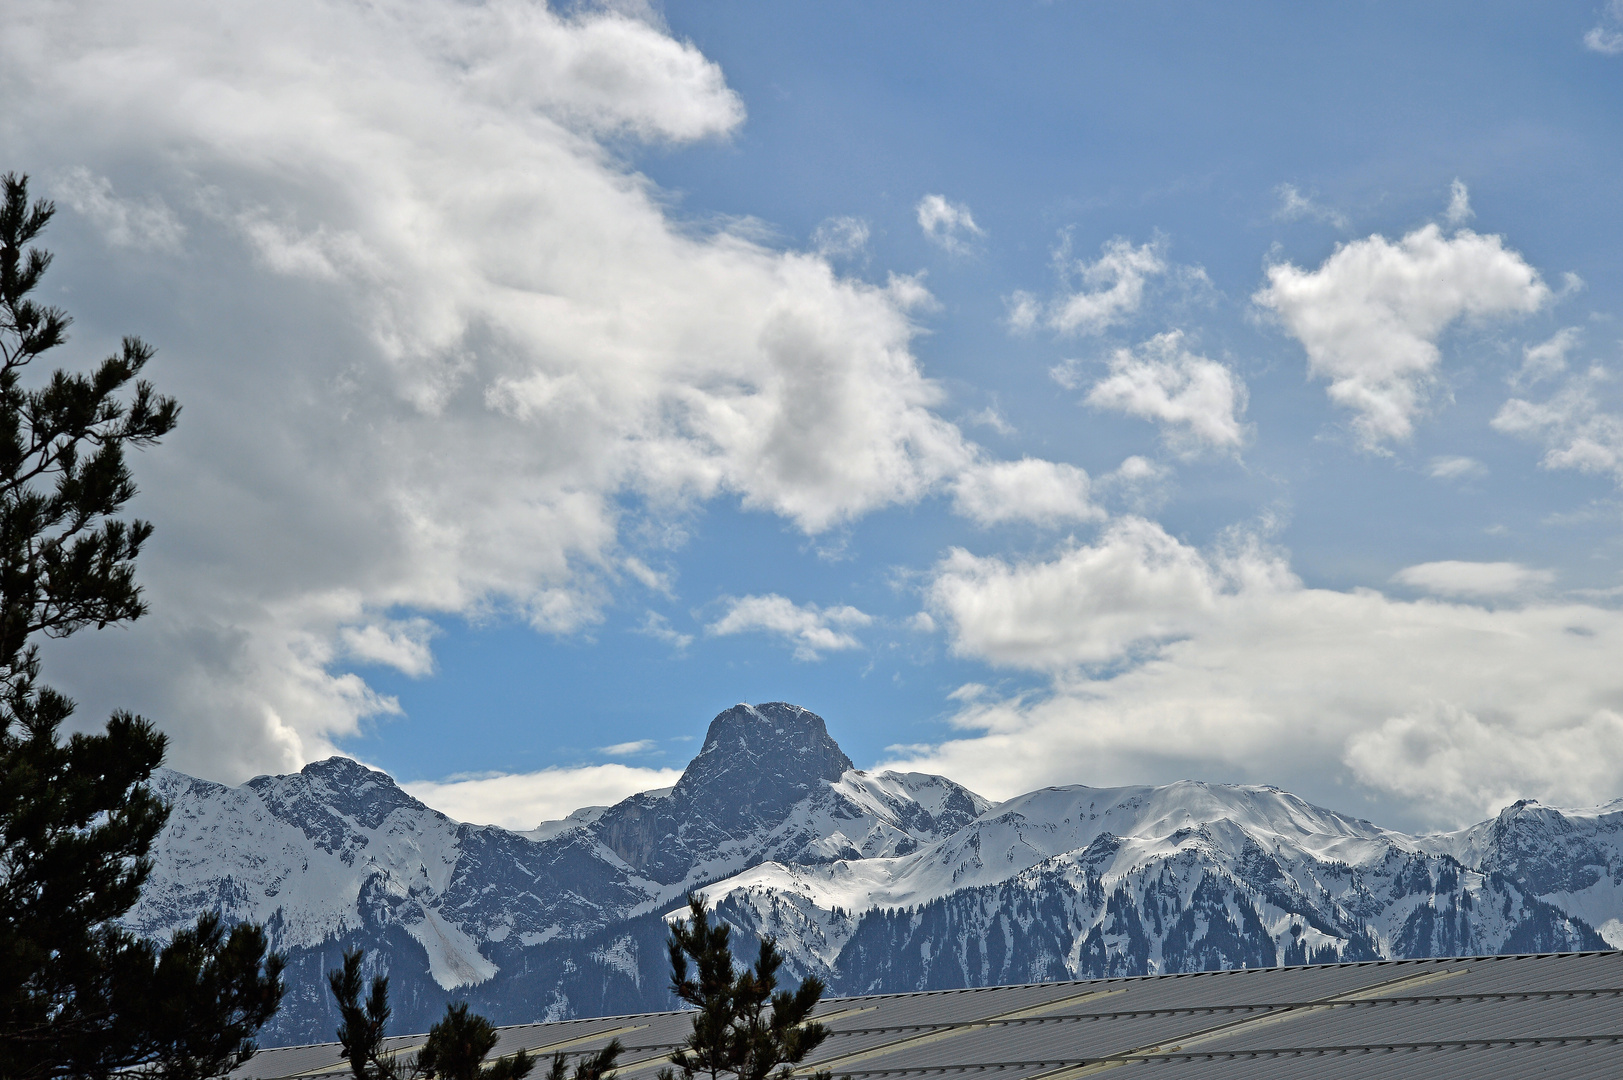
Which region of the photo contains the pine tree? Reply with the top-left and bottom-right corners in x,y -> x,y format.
329,948 -> 559,1080
659,895 -> 832,1080
328,949 -> 404,1080
663,895 -> 742,1080
0,172 -> 284,1079
542,1040 -> 621,1080
417,1003 -> 539,1080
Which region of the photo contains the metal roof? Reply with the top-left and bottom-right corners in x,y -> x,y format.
233,951 -> 1623,1080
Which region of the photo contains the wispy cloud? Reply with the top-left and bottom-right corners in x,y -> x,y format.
813,215 -> 870,260
1011,235 -> 1170,336
1390,560 -> 1553,597
1444,179 -> 1474,226
53,167 -> 185,251
1586,0 -> 1623,54
1513,327 -> 1582,388
707,594 -> 872,660
1273,183 -> 1348,230
598,739 -> 660,756
1494,365 -> 1623,484
916,194 -> 984,254
405,763 -> 682,830
637,611 -> 694,651
1427,455 -> 1487,481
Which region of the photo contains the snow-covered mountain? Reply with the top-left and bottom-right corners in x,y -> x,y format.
130,702 -> 1621,1045
705,781 -> 1613,992
128,703 -> 987,1042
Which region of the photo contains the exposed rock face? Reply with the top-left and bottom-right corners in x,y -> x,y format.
129,703 -> 984,1043
596,702 -> 857,882
130,703 -> 1619,1046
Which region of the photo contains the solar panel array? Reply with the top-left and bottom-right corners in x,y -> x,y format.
233,951 -> 1623,1080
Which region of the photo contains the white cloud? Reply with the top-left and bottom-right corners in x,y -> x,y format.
7,0 -> 980,780
926,517 -> 1246,669
1047,237 -> 1168,336
1444,178 -> 1474,226
1586,0 -> 1623,54
1084,331 -> 1249,453
1426,455 -> 1487,480
901,521 -> 1623,827
1273,184 -> 1348,230
812,216 -> 870,260
339,618 -> 439,677
1391,560 -> 1553,597
637,611 -> 693,651
1346,703 -> 1623,825
1091,456 -> 1173,516
445,4 -> 746,142
1005,291 -> 1042,333
883,270 -> 939,313
1108,455 -> 1168,485
916,194 -> 984,254
707,594 -> 872,660
622,556 -> 673,596
598,739 -> 659,756
1256,221 -> 1549,446
1513,327 -> 1582,388
404,763 -> 682,830
964,404 -> 1014,436
1048,358 -> 1084,391
53,167 -> 185,251
1493,366 -> 1623,483
950,458 -> 1101,527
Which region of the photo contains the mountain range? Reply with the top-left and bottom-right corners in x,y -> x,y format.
126,702 -> 1621,1046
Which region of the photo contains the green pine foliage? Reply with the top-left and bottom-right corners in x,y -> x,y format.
329,948 -> 560,1080
417,1003 -> 539,1080
0,172 -> 284,1079
329,949 -> 405,1080
543,1039 -> 621,1080
660,895 -> 833,1080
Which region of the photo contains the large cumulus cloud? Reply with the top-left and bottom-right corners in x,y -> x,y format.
1,0 -> 980,780
1256,215 -> 1548,447
902,520 -> 1623,829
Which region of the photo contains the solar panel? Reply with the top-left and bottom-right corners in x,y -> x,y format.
230,952 -> 1623,1080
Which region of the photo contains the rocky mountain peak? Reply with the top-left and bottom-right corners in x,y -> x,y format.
593,702 -> 857,881
669,703 -> 854,837
674,702 -> 854,806
130,724 -> 1623,1046
245,755 -> 425,836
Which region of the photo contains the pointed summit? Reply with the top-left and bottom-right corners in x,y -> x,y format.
594,702 -> 856,883
673,703 -> 854,827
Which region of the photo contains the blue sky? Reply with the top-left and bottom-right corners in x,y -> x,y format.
7,0 -> 1623,832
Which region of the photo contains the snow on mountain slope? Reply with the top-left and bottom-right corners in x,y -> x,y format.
131,704 -> 986,998
691,780 -> 1404,922
692,780 -> 1612,986
130,760 -> 602,989
131,701 -> 1622,1043
1415,797 -> 1623,947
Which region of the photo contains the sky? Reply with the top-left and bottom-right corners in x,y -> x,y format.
4,0 -> 1623,834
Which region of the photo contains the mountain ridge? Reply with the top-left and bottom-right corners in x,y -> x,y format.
129,702 -> 1621,1044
